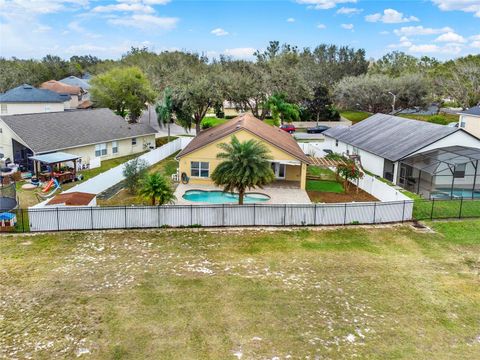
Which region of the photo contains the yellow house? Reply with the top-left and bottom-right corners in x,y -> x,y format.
176,113 -> 311,189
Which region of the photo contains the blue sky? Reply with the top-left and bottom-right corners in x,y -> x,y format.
0,0 -> 479,60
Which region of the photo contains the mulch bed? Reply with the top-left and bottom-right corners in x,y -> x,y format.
308,183 -> 378,203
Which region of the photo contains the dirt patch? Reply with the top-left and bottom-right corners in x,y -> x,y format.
308,184 -> 377,203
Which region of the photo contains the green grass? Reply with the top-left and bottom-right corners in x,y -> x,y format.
413,198 -> 480,220
399,113 -> 459,125
202,117 -> 277,127
1,221 -> 480,358
340,110 -> 372,123
306,179 -> 344,193
307,166 -> 337,179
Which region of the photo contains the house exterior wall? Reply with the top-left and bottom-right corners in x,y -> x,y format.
0,102 -> 65,115
459,114 -> 480,138
0,118 -> 28,159
408,131 -> 480,156
178,129 -> 307,189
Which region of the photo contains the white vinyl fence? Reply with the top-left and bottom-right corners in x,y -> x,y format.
298,142 -> 327,157
63,137 -> 192,196
28,201 -> 413,232
351,173 -> 411,202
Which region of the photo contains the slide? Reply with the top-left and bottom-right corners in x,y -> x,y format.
42,179 -> 55,193
35,179 -> 61,201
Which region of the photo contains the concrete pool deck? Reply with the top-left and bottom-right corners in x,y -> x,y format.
174,183 -> 312,205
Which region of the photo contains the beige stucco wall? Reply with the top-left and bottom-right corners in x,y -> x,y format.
178,129 -> 307,189
0,118 -> 27,159
460,114 -> 480,138
0,102 -> 65,115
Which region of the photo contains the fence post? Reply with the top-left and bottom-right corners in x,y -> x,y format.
222,204 -> 225,226
124,206 -> 127,229
284,204 -> 287,226
373,202 -> 377,224
343,203 -> 347,225
56,207 -> 60,231
313,204 -> 317,226
401,200 -> 406,223
190,205 -> 193,226
430,198 -> 435,220
158,206 -> 161,228
459,197 -> 463,219
253,203 -> 256,226
21,208 -> 25,232
91,206 -> 94,230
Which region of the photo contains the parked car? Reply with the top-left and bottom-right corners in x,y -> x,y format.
279,124 -> 296,134
307,125 -> 330,134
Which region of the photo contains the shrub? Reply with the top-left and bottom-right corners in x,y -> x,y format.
201,119 -> 215,129
428,115 -> 448,125
122,158 -> 149,194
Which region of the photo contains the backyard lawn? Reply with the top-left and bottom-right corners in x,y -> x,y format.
340,110 -> 372,124
1,220 -> 479,359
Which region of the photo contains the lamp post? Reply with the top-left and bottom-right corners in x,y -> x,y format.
388,92 -> 396,114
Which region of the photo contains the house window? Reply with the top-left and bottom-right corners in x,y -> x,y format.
132,138 -> 137,146
112,141 -> 118,154
454,164 -> 466,178
191,161 -> 209,178
0,104 -> 7,115
335,139 -> 339,147
95,143 -> 107,157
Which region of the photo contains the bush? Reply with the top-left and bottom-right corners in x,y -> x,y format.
428,115 -> 448,125
201,119 -> 215,129
122,158 -> 149,194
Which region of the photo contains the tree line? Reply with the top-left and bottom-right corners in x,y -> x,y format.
1,43 -> 479,131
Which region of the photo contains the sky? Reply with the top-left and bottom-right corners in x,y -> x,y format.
0,0 -> 479,61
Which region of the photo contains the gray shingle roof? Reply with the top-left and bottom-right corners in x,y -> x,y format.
59,76 -> 91,90
0,84 -> 70,103
323,113 -> 458,161
460,106 -> 480,116
1,108 -> 156,154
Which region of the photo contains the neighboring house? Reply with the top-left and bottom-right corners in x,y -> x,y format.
176,113 -> 311,189
458,106 -> 480,138
0,84 -> 70,115
59,75 -> 91,103
0,108 -> 156,170
323,114 -> 480,199
40,80 -> 84,109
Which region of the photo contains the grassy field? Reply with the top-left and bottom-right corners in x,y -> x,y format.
1,220 -> 479,359
340,111 -> 372,123
399,113 -> 459,124
306,180 -> 344,193
202,117 -> 276,128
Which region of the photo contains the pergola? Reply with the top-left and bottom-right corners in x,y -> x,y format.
29,152 -> 80,183
401,146 -> 480,198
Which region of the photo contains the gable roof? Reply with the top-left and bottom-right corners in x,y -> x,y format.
46,192 -> 96,206
177,113 -> 310,163
460,106 -> 480,117
323,113 -> 460,162
0,84 -> 70,103
59,76 -> 91,90
40,80 -> 82,95
0,108 -> 156,154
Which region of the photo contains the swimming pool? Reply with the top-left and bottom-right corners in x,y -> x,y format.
183,190 -> 270,204
430,188 -> 480,199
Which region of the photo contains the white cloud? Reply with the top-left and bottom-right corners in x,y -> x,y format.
223,47 -> 256,59
211,28 -> 229,36
379,30 -> 390,35
394,26 -> 453,36
92,3 -> 155,14
336,7 -> 362,15
0,0 -> 88,15
317,23 -> 326,29
109,14 -> 179,30
435,32 -> 466,43
296,0 -> 357,10
432,0 -> 480,18
287,17 -> 295,22
68,21 -> 84,33
365,9 -> 419,23
388,36 -> 412,48
33,24 -> 52,33
341,23 -> 354,30
408,43 -> 463,54
470,34 -> 480,48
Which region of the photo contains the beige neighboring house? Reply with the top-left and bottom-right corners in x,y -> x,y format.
0,84 -> 69,115
40,80 -> 84,109
0,108 -> 156,170
458,106 -> 480,138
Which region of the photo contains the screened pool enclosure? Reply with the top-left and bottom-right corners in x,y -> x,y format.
398,146 -> 480,199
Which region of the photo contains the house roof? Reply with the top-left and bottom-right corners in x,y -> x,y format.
0,84 -> 70,103
40,80 -> 82,95
46,192 -> 96,206
0,108 -> 157,154
59,76 -> 91,90
323,113 -> 459,162
460,106 -> 480,117
177,113 -> 310,163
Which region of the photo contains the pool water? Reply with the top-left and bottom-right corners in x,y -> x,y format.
183,190 -> 270,204
431,188 -> 480,199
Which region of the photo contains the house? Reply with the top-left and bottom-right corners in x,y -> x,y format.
323,113 -> 480,199
458,106 -> 480,138
0,84 -> 70,115
40,80 -> 85,109
0,108 -> 156,171
176,113 -> 311,189
59,75 -> 90,91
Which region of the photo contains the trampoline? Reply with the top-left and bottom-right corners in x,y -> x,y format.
0,182 -> 18,211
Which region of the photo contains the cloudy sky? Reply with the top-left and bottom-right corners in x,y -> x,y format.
0,0 -> 479,60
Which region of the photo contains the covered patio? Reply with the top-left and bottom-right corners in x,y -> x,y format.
398,146 -> 480,199
29,152 -> 80,184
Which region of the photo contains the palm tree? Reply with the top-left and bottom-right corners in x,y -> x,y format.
211,135 -> 275,205
155,87 -> 173,140
139,173 -> 176,206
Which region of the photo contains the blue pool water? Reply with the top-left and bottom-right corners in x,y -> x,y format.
183,190 -> 270,204
431,188 -> 480,199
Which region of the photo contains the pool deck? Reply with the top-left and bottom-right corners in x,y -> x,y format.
174,183 -> 312,205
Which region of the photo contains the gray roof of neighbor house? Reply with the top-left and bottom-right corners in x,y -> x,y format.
59,76 -> 91,90
460,106 -> 480,116
0,84 -> 70,103
323,113 -> 460,162
0,108 -> 156,154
